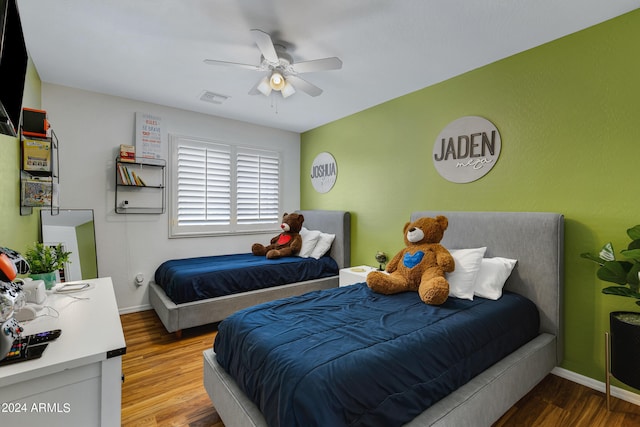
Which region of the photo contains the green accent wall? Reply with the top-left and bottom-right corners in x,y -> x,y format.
301,9 -> 640,389
0,57 -> 42,253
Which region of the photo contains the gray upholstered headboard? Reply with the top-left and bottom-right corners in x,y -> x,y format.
297,210 -> 351,269
411,211 -> 564,363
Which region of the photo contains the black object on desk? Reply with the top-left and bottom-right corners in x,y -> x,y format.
0,329 -> 62,366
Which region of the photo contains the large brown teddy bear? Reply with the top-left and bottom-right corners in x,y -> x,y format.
367,216 -> 455,305
252,212 -> 304,259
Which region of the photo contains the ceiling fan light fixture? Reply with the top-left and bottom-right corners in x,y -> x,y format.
269,72 -> 286,91
257,76 -> 272,96
281,80 -> 296,98
206,29 -> 342,100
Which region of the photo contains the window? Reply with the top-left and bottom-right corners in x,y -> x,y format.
169,134 -> 281,237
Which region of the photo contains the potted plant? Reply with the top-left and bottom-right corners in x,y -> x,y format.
24,243 -> 71,290
581,224 -> 640,390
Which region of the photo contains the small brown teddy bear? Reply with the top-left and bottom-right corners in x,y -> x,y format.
252,212 -> 304,259
367,215 -> 455,305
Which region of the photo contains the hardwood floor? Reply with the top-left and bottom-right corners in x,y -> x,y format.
120,310 -> 640,426
495,374 -> 640,426
120,310 -> 222,427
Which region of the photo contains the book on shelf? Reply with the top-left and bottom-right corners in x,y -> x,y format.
22,138 -> 51,172
117,163 -> 129,185
126,166 -> 136,185
131,171 -> 146,186
21,178 -> 55,207
119,144 -> 136,162
117,163 -> 146,186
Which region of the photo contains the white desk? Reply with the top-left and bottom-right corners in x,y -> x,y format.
0,277 -> 126,426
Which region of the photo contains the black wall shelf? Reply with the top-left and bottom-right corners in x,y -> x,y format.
115,159 -> 165,214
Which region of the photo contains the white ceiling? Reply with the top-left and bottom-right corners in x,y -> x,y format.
16,0 -> 640,133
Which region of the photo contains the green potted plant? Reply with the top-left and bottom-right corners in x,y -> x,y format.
581,224 -> 640,390
24,243 -> 72,290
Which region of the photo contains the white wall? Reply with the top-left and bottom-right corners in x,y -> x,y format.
42,84 -> 301,312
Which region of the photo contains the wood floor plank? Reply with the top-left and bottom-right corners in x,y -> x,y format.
120,309 -> 640,426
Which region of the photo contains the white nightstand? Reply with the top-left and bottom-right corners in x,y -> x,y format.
339,265 -> 379,286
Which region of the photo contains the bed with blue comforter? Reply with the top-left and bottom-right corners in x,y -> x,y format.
149,210 -> 351,334
214,283 -> 538,427
155,254 -> 338,304
203,211 -> 564,426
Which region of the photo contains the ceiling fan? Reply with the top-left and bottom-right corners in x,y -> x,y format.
204,29 -> 342,98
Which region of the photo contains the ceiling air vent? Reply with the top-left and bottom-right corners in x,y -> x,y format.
200,91 -> 229,104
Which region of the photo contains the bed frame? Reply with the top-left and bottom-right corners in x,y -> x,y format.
149,210 -> 351,334
203,211 -> 564,426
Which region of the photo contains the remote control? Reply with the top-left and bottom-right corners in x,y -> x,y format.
27,329 -> 61,345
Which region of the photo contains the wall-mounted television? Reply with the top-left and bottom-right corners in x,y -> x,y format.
0,0 -> 28,137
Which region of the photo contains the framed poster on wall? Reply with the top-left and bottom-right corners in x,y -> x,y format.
135,112 -> 163,165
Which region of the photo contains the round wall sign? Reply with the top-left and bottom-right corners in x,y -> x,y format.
432,116 -> 501,183
310,152 -> 337,193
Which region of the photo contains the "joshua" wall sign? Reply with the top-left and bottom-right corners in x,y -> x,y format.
310,152 -> 338,193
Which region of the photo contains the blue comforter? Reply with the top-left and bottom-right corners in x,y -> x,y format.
154,254 -> 338,304
214,283 -> 539,427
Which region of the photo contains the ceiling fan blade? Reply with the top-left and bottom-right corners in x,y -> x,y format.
291,57 -> 343,73
286,75 -> 323,97
250,29 -> 279,64
204,59 -> 262,71
248,74 -> 270,96
248,80 -> 262,96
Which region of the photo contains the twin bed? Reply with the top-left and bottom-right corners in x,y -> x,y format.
149,210 -> 351,334
201,210 -> 564,426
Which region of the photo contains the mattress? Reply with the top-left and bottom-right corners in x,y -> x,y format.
214,283 -> 539,427
154,253 -> 338,304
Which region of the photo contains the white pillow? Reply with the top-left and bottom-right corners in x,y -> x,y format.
310,232 -> 336,259
299,227 -> 321,258
474,257 -> 517,300
445,247 -> 487,300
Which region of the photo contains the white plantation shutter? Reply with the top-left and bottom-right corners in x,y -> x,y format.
237,149 -> 280,224
176,143 -> 231,226
169,135 -> 281,237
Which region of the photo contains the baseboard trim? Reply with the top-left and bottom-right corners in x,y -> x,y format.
552,366 -> 640,406
119,303 -> 152,315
